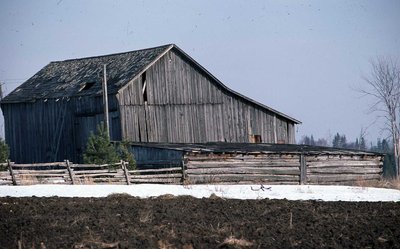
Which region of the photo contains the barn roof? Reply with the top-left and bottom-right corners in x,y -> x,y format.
2,44 -> 300,123
2,44 -> 171,103
129,142 -> 382,156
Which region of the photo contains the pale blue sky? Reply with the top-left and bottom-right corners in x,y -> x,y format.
1,0 -> 399,144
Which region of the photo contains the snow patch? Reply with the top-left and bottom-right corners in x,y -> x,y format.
1,184 -> 400,202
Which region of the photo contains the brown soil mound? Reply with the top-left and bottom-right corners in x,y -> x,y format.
0,196 -> 399,248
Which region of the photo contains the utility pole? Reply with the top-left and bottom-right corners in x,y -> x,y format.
0,81 -> 4,100
102,64 -> 110,138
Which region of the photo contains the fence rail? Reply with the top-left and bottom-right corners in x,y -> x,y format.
0,161 -> 183,186
0,153 -> 384,186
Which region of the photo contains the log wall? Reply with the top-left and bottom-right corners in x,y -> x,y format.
306,155 -> 383,184
184,152 -> 383,185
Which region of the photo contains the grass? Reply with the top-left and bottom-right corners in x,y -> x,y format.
355,178 -> 400,190
218,236 -> 253,248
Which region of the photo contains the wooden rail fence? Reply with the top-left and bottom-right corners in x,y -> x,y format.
0,153 -> 383,186
0,161 -> 182,186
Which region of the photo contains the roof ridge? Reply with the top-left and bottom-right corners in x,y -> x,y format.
53,44 -> 174,63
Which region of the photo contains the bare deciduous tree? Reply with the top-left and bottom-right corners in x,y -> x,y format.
362,57 -> 400,178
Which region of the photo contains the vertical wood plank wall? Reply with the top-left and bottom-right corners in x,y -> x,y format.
2,95 -> 121,163
3,101 -> 76,163
118,49 -> 296,144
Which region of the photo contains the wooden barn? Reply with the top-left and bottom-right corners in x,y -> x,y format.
1,44 -> 300,163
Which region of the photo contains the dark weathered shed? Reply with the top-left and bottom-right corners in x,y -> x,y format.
1,44 -> 300,163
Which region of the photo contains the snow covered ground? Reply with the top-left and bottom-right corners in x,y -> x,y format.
1,184 -> 400,202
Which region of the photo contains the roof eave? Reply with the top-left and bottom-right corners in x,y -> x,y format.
116,44 -> 174,96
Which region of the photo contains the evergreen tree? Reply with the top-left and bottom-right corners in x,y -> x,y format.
377,139 -> 383,152
339,134 -> 347,148
355,138 -> 359,149
315,138 -> 329,147
371,138 -> 395,178
0,138 -> 9,170
310,135 -> 315,146
359,137 -> 366,150
83,122 -> 119,165
332,133 -> 349,148
382,139 -> 390,152
116,141 -> 137,170
299,135 -> 310,145
332,133 -> 341,148
0,138 -> 9,163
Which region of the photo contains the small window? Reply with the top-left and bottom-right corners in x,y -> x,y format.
249,135 -> 262,143
79,82 -> 95,91
141,72 -> 148,103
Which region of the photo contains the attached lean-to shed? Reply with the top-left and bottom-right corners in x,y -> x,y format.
129,142 -> 384,185
1,44 -> 300,163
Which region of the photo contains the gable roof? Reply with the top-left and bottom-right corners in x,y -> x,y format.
2,44 -> 171,103
1,44 -> 300,123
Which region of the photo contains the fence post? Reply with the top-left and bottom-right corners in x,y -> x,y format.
65,160 -> 75,185
7,160 -> 17,186
299,154 -> 307,185
181,157 -> 187,184
121,160 -> 131,185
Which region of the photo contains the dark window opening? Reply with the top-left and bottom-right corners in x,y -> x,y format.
141,72 -> 148,103
80,82 -> 95,91
249,135 -> 262,143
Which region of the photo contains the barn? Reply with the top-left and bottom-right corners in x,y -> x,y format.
1,44 -> 300,163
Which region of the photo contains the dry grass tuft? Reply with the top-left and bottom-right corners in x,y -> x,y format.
156,194 -> 176,200
74,240 -> 119,249
218,236 -> 253,248
107,193 -> 132,198
157,240 -> 193,249
157,240 -> 174,249
19,174 -> 39,185
209,193 -> 226,200
182,244 -> 194,249
75,176 -> 95,185
139,210 -> 153,223
355,179 -> 400,190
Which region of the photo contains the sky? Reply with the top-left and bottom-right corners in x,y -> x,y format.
0,0 -> 399,145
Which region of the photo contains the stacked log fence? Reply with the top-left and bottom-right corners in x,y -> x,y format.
0,152 -> 384,186
305,154 -> 383,185
185,153 -> 301,184
183,152 -> 383,185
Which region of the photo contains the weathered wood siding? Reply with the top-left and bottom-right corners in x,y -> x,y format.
305,155 -> 383,184
118,49 -> 295,144
129,145 -> 183,169
2,95 -> 121,163
185,153 -> 301,184
2,100 -> 76,163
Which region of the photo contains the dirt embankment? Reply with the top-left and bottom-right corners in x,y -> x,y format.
0,195 -> 399,249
